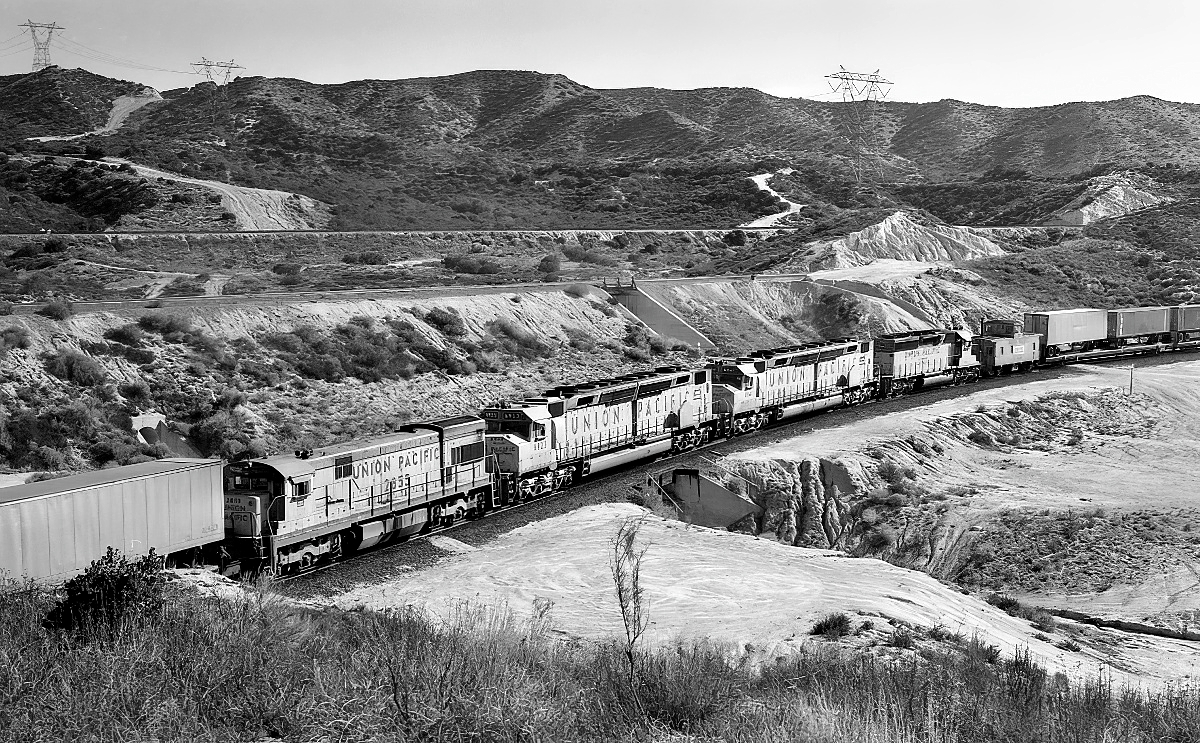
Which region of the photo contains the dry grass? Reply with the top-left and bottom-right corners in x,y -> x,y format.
1,581 -> 1197,742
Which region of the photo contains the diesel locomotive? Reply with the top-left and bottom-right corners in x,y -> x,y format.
3,300 -> 1199,582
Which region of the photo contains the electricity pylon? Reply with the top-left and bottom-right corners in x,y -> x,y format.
825,66 -> 893,182
191,58 -> 244,85
19,21 -> 64,72
191,58 -> 245,127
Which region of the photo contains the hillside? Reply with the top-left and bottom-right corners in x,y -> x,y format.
6,67 -> 1200,232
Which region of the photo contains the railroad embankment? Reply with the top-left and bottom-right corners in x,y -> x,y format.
0,284 -> 691,471
720,359 -> 1200,636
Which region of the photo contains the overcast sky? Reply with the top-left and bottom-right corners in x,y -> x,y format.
1,0 -> 1194,108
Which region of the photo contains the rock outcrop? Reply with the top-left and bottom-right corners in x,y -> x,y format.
796,212 -> 1008,270
1045,171 -> 1172,225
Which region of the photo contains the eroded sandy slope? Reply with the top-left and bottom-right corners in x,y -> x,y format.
328,502 -> 1200,688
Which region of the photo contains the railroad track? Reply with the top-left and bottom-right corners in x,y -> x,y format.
277,348 -> 1200,595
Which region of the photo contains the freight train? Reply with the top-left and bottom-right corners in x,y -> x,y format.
3,302 -> 1199,582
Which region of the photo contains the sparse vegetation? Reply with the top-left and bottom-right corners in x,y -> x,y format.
810,612 -> 853,640
2,582 -> 1195,742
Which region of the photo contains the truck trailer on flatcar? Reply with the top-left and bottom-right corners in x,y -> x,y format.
1024,309 -> 1108,358
0,458 -> 224,582
1107,307 -> 1171,345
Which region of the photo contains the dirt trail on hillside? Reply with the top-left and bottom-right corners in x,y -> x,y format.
112,160 -> 333,231
27,90 -> 162,142
741,168 -> 805,228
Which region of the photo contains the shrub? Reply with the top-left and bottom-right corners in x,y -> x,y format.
442,254 -> 503,274
966,636 -> 1003,664
809,612 -> 853,639
0,300 -> 12,315
483,318 -> 552,360
0,325 -> 31,358
43,547 -> 165,633
44,349 -> 108,386
968,430 -> 994,446
37,298 -> 74,320
117,380 -> 151,403
889,628 -> 916,649
986,593 -> 1022,614
271,262 -> 303,276
538,253 -> 562,274
927,624 -> 965,644
1056,638 -> 1082,652
103,324 -> 145,347
424,307 -> 467,337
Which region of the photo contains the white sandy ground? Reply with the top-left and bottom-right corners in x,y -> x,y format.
740,169 -> 805,228
808,259 -> 940,283
726,358 -> 1200,641
326,502 -> 1200,689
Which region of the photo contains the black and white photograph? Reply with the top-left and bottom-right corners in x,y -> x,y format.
1,1 -> 1199,740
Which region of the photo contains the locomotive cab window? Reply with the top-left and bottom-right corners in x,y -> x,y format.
486,420 -> 531,439
533,423 -> 547,442
334,456 -> 353,479
292,480 -> 311,498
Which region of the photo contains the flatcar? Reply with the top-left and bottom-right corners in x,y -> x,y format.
223,416 -> 492,575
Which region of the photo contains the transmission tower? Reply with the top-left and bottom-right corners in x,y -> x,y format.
191,57 -> 244,86
19,21 -> 64,72
825,66 -> 893,181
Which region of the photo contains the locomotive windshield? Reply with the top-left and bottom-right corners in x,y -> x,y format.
486,419 -> 532,439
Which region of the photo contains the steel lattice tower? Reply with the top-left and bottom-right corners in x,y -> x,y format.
191,57 -> 244,86
19,21 -> 64,72
825,66 -> 893,181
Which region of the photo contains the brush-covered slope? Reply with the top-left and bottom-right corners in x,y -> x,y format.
0,67 -> 149,140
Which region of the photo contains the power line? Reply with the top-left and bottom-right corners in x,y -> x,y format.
18,20 -> 63,71
55,37 -> 197,75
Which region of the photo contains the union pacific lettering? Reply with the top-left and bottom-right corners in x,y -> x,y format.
636,386 -> 701,418
566,403 -> 631,436
350,443 -> 440,484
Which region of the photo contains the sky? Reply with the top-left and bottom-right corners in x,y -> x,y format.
0,0 -> 1196,108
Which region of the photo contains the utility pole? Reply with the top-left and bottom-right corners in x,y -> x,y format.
19,20 -> 64,72
825,66 -> 893,182
1129,364 -> 1135,396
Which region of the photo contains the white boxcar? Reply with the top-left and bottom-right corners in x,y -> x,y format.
0,458 -> 224,583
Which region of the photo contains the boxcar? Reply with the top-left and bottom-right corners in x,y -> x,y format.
1024,309 -> 1108,356
1107,307 -> 1171,342
0,458 -> 224,582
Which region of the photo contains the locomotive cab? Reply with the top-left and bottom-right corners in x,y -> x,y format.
481,403 -> 558,479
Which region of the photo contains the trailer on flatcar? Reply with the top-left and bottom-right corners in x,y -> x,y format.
1024,309 -> 1108,359
222,416 -> 492,575
0,458 -> 224,582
